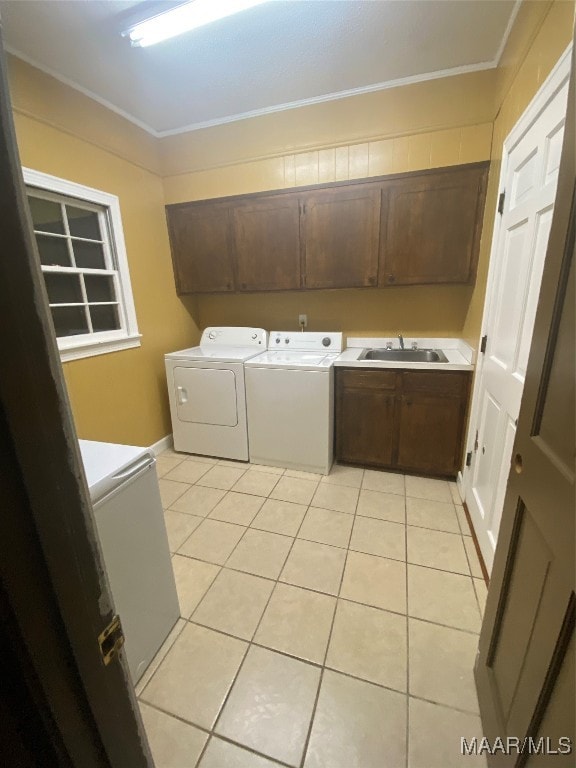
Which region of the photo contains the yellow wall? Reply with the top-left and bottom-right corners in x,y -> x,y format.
7,0 -> 572,443
9,59 -> 201,446
462,0 -> 574,344
161,0 -> 572,343
159,69 -> 496,176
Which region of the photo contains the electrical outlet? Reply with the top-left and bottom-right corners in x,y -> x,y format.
298,314 -> 307,328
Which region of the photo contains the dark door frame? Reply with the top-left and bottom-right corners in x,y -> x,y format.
0,27 -> 151,768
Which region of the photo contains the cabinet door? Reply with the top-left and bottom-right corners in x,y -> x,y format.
232,195 -> 301,291
166,203 -> 235,294
302,186 -> 381,288
335,369 -> 397,466
381,164 -> 488,286
397,370 -> 470,476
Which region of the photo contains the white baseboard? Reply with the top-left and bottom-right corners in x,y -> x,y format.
150,434 -> 173,456
456,470 -> 465,503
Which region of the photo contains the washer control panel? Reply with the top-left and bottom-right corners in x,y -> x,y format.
268,331 -> 343,353
200,327 -> 267,347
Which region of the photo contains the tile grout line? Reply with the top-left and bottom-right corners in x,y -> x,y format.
174,469 -> 298,568
297,467 -> 364,768
192,468 -> 362,767
140,661 -> 482,738
404,475 -> 410,768
181,613 -> 480,690
151,463 -> 482,763
206,480 -> 322,766
174,534 -> 478,580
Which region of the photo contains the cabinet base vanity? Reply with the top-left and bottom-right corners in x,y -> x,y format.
334,339 -> 473,479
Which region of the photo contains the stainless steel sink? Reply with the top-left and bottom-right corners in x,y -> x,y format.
359,348 -> 449,363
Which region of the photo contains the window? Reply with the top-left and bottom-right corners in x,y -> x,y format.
23,169 -> 140,361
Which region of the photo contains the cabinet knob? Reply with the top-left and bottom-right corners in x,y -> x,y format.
368,276 -> 376,285
387,274 -> 396,284
241,282 -> 247,289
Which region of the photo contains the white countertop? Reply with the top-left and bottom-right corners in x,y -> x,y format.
335,337 -> 475,371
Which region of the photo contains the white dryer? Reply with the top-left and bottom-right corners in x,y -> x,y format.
165,327 -> 267,460
245,331 -> 343,474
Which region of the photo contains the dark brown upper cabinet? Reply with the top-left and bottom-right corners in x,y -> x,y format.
232,194 -> 301,291
301,185 -> 381,289
165,161 -> 488,295
380,164 -> 488,286
166,201 -> 235,293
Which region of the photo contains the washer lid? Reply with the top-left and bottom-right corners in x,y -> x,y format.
245,351 -> 340,369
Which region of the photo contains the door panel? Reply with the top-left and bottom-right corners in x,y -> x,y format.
489,503 -> 552,719
302,186 -> 380,288
397,393 -> 464,476
174,367 -> 238,426
336,387 -> 396,466
471,391 -> 506,528
166,203 -> 235,293
232,195 -> 301,291
381,164 -> 487,285
465,66 -> 569,571
528,634 -> 575,767
475,45 -> 574,765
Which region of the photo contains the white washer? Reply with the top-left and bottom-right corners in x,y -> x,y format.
245,331 -> 343,474
165,327 -> 267,460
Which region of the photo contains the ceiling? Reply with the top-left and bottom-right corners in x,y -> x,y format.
1,0 -> 519,137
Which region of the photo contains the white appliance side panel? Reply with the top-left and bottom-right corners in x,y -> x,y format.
173,366 -> 238,426
246,367 -> 333,474
92,463 -> 179,683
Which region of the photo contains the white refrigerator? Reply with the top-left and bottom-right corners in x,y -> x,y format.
79,440 -> 179,683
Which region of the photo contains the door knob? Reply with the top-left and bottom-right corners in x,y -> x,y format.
514,453 -> 523,474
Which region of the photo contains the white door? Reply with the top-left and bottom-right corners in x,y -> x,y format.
464,51 -> 570,572
174,366 -> 238,425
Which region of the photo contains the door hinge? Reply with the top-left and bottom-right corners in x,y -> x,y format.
474,429 -> 479,452
498,191 -> 506,215
466,451 -> 472,467
480,335 -> 487,354
98,615 -> 124,666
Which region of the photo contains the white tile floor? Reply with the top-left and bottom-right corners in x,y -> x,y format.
139,450 -> 488,768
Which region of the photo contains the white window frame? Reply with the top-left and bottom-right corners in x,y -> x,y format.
23,168 -> 141,362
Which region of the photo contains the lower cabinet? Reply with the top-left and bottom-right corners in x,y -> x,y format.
335,367 -> 471,478
335,370 -> 396,466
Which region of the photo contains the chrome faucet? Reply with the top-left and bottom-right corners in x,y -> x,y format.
398,334 -> 405,350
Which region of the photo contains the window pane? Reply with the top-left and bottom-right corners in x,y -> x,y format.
84,275 -> 115,303
72,240 -> 106,269
67,206 -> 102,240
35,234 -> 71,267
28,196 -> 65,234
90,305 -> 120,332
44,273 -> 83,304
51,306 -> 89,337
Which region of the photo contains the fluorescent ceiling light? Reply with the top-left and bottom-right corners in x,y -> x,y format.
125,0 -> 269,47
